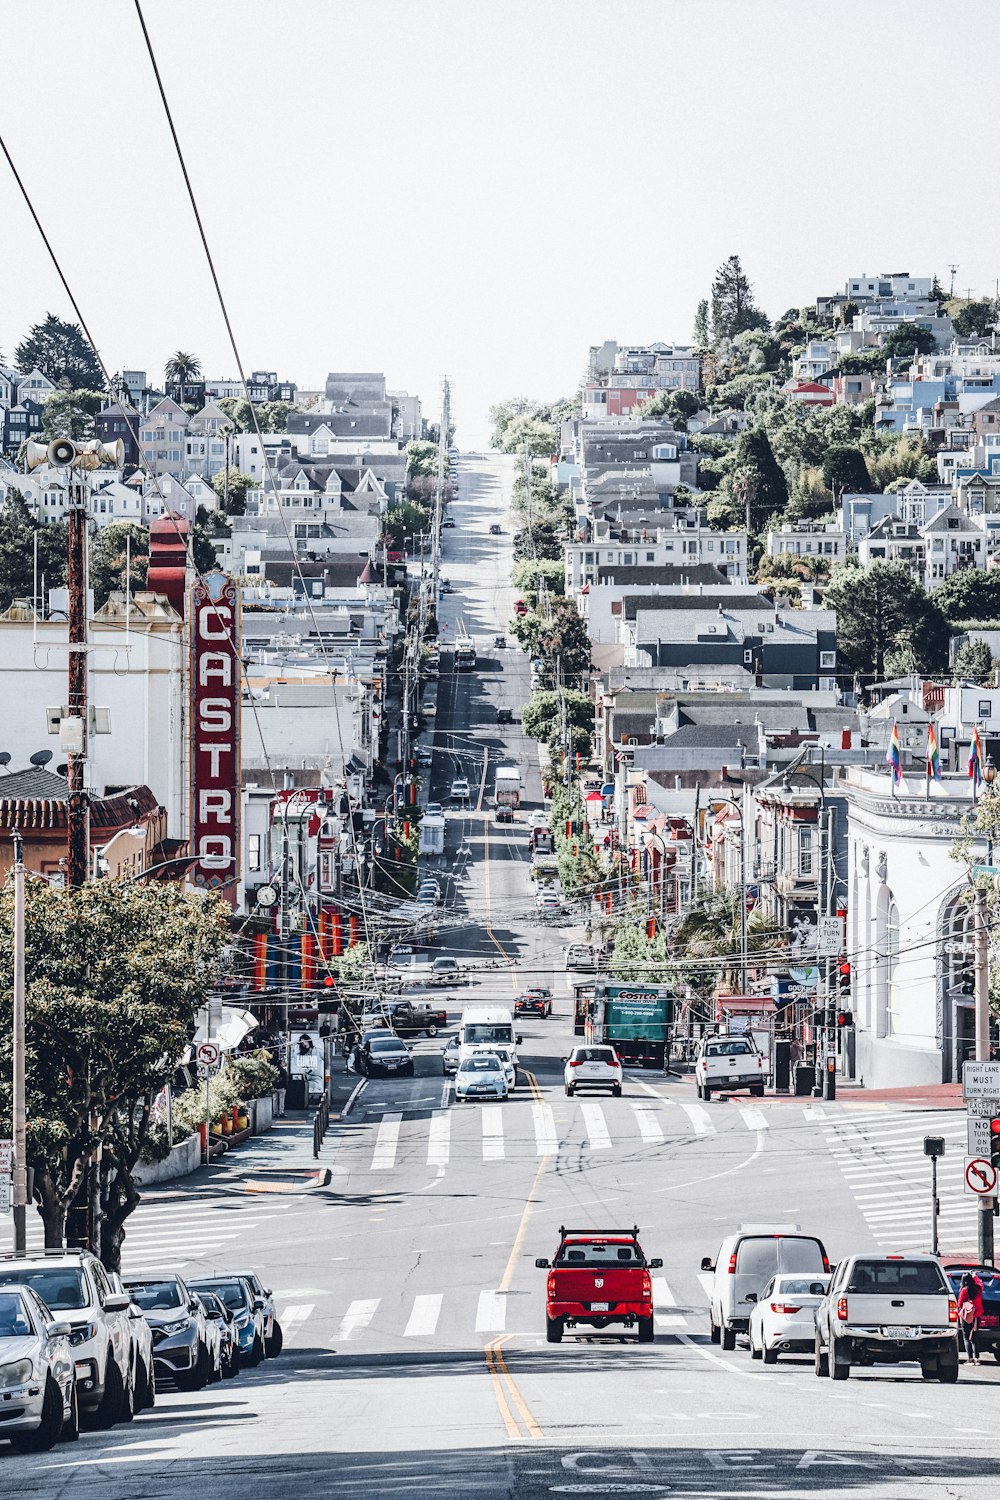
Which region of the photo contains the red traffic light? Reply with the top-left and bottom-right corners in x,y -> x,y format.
990,1117 -> 1000,1135
323,975 -> 334,988
838,962 -> 851,976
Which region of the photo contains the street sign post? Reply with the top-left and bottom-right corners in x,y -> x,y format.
0,1178 -> 10,1216
963,1061 -> 1000,1097
196,1041 -> 221,1068
816,916 -> 842,957
966,1098 -> 1000,1116
965,1156 -> 999,1196
0,1141 -> 12,1175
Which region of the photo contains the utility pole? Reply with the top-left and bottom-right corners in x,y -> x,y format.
974,886 -> 995,1264
12,832 -> 27,1256
66,468 -> 89,889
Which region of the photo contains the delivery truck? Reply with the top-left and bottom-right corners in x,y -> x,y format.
494,765 -> 521,808
585,983 -> 671,1069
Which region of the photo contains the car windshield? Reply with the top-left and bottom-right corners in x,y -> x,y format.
370,1038 -> 405,1052
705,1041 -> 753,1056
192,1280 -> 247,1313
557,1242 -> 642,1266
775,1277 -> 829,1296
848,1260 -> 947,1295
573,1048 -> 616,1064
0,1293 -> 34,1337
126,1280 -> 184,1311
0,1267 -> 87,1311
461,1057 -> 501,1072
465,1024 -> 513,1044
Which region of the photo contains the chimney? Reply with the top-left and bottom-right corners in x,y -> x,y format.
841,727 -> 852,750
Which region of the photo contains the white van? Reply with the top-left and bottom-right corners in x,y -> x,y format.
700,1224 -> 829,1350
458,1006 -> 522,1066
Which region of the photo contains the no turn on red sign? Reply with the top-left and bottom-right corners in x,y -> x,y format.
965,1156 -> 999,1195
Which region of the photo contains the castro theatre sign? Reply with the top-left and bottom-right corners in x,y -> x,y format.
190,571 -> 241,895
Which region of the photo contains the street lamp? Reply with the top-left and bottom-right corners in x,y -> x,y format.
924,1135 -> 945,1256
643,828 -> 669,918
713,792 -> 748,995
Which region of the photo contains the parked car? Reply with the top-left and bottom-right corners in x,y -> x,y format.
441,516 -> 455,528
230,1273 -> 282,1359
358,1033 -> 414,1077
489,523 -> 502,535
431,956 -> 460,980
441,1035 -> 461,1075
496,707 -> 514,724
416,886 -> 440,906
198,1290 -> 241,1377
536,1226 -> 662,1344
192,1294 -> 224,1383
564,944 -> 596,972
943,1262 -> 1000,1361
0,1251 -> 132,1427
440,580 -> 454,594
513,599 -> 528,617
536,891 -> 561,918
116,1277 -> 156,1411
188,1277 -> 265,1367
748,1274 -> 830,1364
695,1035 -> 767,1099
122,1274 -> 215,1391
701,1225 -> 829,1351
563,1045 -> 622,1098
815,1254 -> 959,1381
450,778 -> 470,801
455,1053 -> 508,1102
0,1287 -> 77,1450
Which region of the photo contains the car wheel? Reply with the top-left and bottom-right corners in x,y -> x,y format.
830,1338 -> 851,1380
224,1344 -> 241,1379
695,1081 -> 703,1099
763,1344 -> 778,1365
751,1084 -> 765,1098
920,1357 -> 938,1380
814,1335 -> 828,1377
546,1316 -> 564,1343
119,1361 -> 135,1422
565,1085 -> 574,1097
612,1084 -> 622,1097
11,1374 -> 64,1452
937,1350 -> 959,1383
133,1357 -> 150,1413
703,1085 -> 712,1100
721,1325 -> 736,1351
750,1333 -> 762,1360
636,1316 -> 654,1344
90,1355 -> 124,1430
176,1342 -> 211,1391
266,1322 -> 284,1359
428,1025 -> 439,1037
59,1380 -> 80,1442
210,1346 -> 223,1383
247,1333 -> 265,1368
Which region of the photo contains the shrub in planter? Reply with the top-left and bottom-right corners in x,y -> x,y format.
226,1050 -> 280,1102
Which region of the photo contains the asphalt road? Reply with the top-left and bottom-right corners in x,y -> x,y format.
9,454 -> 1000,1497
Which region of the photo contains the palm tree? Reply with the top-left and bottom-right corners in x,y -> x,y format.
164,351 -> 201,385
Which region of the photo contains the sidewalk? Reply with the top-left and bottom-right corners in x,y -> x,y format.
198,1067 -> 366,1185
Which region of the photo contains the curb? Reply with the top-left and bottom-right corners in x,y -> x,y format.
341,1079 -> 368,1119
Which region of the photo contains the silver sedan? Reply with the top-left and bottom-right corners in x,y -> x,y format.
0,1287 -> 77,1450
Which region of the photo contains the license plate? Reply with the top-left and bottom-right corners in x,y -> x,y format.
881,1325 -> 919,1339
591,1302 -> 610,1311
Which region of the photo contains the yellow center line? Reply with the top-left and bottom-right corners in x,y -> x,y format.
484,1338 -> 520,1440
494,1336 -> 544,1439
500,1149 -> 550,1293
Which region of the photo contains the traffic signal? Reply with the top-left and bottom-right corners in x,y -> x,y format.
958,963 -> 975,997
838,961 -> 851,994
646,917 -> 657,940
836,1010 -> 853,1028
991,1117 -> 1000,1173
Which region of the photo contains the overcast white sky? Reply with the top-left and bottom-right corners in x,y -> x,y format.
2,0 -> 998,445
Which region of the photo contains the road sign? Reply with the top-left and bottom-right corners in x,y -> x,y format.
0,1178 -> 9,1215
817,916 -> 842,957
0,1141 -> 12,1175
196,1041 -> 221,1068
967,1097 -> 1000,1117
963,1061 -> 1000,1098
969,1116 -> 994,1156
965,1156 -> 999,1195
196,1061 -> 220,1081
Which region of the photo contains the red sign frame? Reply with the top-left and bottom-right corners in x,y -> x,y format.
190,572 -> 241,895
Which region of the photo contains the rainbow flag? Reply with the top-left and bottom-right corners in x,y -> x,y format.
886,721 -> 901,783
927,723 -> 942,781
969,726 -> 984,786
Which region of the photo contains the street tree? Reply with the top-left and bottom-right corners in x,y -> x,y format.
89,522 -> 149,607
488,398 -> 546,450
728,427 -> 787,533
880,322 -> 938,360
511,558 -> 565,599
512,521 -> 563,562
40,388 -> 103,443
383,500 -> 431,549
15,313 -> 103,391
406,440 -> 441,478
821,444 -> 870,499
520,689 -> 593,745
0,492 -> 67,610
500,414 -> 558,457
164,351 -> 202,384
517,599 -> 592,680
951,299 -> 998,338
933,569 -> 1000,623
709,255 -> 769,342
825,561 -> 950,680
0,878 -> 228,1267
953,637 -> 995,685
211,467 -> 254,516
610,918 -> 670,983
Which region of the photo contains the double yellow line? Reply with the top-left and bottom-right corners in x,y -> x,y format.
485,1336 -> 543,1440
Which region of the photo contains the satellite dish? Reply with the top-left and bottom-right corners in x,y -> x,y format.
29,750 -> 53,768
56,764 -> 68,778
0,752 -> 10,768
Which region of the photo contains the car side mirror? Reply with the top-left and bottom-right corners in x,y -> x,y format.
745,1292 -> 757,1303
189,1299 -> 201,1313
700,1257 -> 714,1272
254,1297 -> 266,1311
649,1258 -> 663,1270
103,1294 -> 131,1313
535,1259 -> 550,1269
47,1320 -> 72,1338
516,1035 -> 523,1045
129,1305 -> 143,1319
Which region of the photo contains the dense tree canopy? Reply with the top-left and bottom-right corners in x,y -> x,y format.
0,492 -> 67,610
211,467 -> 254,516
709,255 -> 769,342
15,313 -> 103,391
933,569 -> 1000,623
40,388 -> 102,442
90,521 -> 149,607
383,500 -> 431,549
821,444 -> 871,499
953,637 -> 995,686
825,561 -> 950,681
951,299 -> 998,338
729,427 -> 788,533
880,322 -> 938,360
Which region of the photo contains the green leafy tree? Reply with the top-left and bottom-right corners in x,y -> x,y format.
825,561 -> 950,680
933,570 -> 1000,624
40,388 -> 103,442
164,351 -> 202,384
728,427 -> 787,533
710,255 -> 769,342
513,599 -> 591,680
0,879 -> 228,1266
520,689 -> 593,746
880,322 -> 938,360
89,521 -> 149,607
383,500 -> 431,549
866,433 -> 938,491
693,299 -> 711,347
512,521 -> 563,562
500,415 -> 558,456
217,397 -> 253,430
0,492 -> 67,610
211,468 -> 254,516
953,637 -> 995,685
405,440 -> 441,478
610,917 -> 670,983
511,558 -> 565,599
15,313 -> 103,391
951,300 -> 998,339
488,398 -> 546,450
821,444 -> 871,500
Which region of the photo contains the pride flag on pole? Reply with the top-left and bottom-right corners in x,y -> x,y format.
969,725 -> 984,787
927,723 -> 942,781
886,721 -> 901,783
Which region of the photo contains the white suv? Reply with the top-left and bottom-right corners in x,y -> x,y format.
0,1252 -> 134,1425
563,1045 -> 623,1097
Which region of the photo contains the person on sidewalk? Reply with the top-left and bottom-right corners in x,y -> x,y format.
958,1270 -> 984,1363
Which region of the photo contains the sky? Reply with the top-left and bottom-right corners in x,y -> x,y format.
2,0 -> 999,447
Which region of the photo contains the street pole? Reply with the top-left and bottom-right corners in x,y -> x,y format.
12,832 -> 27,1257
931,1152 -> 939,1258
974,886 -> 995,1263
66,472 -> 89,889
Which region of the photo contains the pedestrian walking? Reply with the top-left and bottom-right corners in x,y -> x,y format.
958,1270 -> 984,1363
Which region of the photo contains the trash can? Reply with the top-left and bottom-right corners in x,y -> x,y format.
794,1063 -> 814,1097
773,1039 -> 791,1093
286,1075 -> 307,1110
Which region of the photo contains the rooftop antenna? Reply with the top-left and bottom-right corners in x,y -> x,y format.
948,265 -> 958,297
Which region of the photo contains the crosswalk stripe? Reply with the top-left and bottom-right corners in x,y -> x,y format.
740,1106 -> 768,1131
802,1105 -> 826,1120
278,1304 -> 314,1346
580,1101 -> 611,1151
404,1294 -> 442,1337
339,1299 -> 379,1340
481,1106 -> 504,1160
653,1275 -> 688,1329
371,1113 -> 402,1171
476,1290 -> 506,1332
631,1104 -> 664,1144
532,1102 -> 558,1155
677,1101 -> 715,1136
427,1110 -> 450,1167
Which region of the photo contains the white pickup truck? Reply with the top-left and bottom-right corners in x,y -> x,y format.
695,1036 -> 767,1099
814,1253 -> 959,1382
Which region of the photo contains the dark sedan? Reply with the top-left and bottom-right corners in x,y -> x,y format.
515,990 -> 552,1018
359,1034 -> 414,1078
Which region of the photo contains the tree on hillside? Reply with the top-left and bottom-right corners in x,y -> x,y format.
164,351 -> 201,384
953,637 -> 995,686
880,322 -> 937,360
383,500 -> 431,549
211,468 -> 253,516
39,388 -> 103,442
499,414 -> 558,457
710,255 -> 769,342
513,521 -> 563,562
729,427 -> 787,533
825,561 -> 950,680
0,493 -> 67,610
952,299 -> 998,338
90,521 -> 149,607
488,398 -> 546,450
15,313 -> 103,391
867,433 -> 938,491
693,299 -> 711,347
406,440 -> 441,478
638,388 -> 701,426
511,558 -> 565,598
933,569 -> 1000,623
520,688 -> 593,746
821,444 -> 871,500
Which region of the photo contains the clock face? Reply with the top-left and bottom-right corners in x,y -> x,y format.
256,884 -> 277,908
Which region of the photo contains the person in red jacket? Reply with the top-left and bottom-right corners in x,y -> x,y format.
958,1271 -> 984,1363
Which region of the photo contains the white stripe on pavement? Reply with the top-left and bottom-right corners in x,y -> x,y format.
581,1101 -> 612,1151
533,1102 -> 558,1155
404,1294 -> 442,1337
338,1299 -> 379,1340
481,1106 -> 504,1160
427,1110 -> 451,1168
653,1276 -> 687,1330
631,1104 -> 664,1144
802,1105 -> 826,1120
476,1290 -> 507,1332
677,1101 -> 715,1136
371,1114 -> 402,1171
278,1304 -> 314,1346
740,1106 -> 768,1131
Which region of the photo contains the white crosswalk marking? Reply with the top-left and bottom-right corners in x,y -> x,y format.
427,1110 -> 451,1167
631,1104 -> 664,1143
476,1290 -> 506,1332
371,1113 -> 402,1170
653,1276 -> 688,1330
278,1304 -> 314,1346
481,1105 -> 504,1160
740,1106 -> 768,1131
338,1299 -> 379,1340
580,1101 -> 611,1150
676,1101 -> 715,1136
533,1102 -> 558,1155
404,1294 -> 442,1337
802,1105 -> 826,1121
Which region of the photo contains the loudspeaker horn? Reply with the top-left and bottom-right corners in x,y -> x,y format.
24,441 -> 51,471
47,438 -> 78,467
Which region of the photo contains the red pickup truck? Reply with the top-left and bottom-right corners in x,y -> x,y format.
536,1225 -> 662,1344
